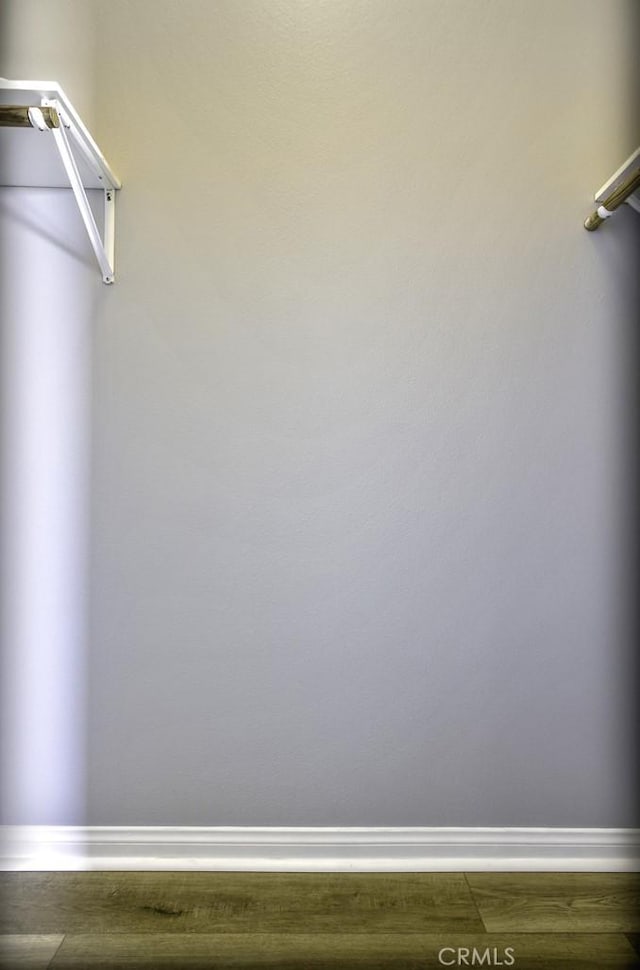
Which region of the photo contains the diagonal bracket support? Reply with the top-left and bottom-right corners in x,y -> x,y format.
44,99 -> 116,283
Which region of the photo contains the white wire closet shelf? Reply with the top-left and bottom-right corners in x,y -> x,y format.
0,78 -> 121,283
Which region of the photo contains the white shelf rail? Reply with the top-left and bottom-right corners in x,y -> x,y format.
0,79 -> 121,283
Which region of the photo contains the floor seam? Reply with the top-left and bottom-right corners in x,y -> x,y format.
47,932 -> 67,969
463,872 -> 488,932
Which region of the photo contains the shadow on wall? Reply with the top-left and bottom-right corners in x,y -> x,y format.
0,2 -> 98,830
630,0 -> 640,819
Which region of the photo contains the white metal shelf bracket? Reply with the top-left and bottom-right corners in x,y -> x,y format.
0,79 -> 121,284
584,147 -> 640,232
45,99 -> 115,283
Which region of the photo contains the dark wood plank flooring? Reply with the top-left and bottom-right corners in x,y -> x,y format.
466,873 -> 640,933
0,873 -> 483,936
1,872 -> 639,968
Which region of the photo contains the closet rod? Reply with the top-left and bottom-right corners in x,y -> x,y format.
0,104 -> 60,129
584,165 -> 640,230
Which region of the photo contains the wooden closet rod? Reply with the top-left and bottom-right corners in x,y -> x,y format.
584,165 -> 640,230
0,104 -> 60,129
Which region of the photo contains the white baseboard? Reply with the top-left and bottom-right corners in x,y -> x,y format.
2,826 -> 639,872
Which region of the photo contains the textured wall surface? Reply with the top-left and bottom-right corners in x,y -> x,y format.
3,0 -> 639,826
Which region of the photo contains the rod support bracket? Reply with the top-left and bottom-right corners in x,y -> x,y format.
42,97 -> 117,283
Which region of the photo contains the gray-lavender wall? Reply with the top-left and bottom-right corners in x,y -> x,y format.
2,0 -> 639,827
1,0 -> 97,824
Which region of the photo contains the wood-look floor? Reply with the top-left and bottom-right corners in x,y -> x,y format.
1,871 -> 639,968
